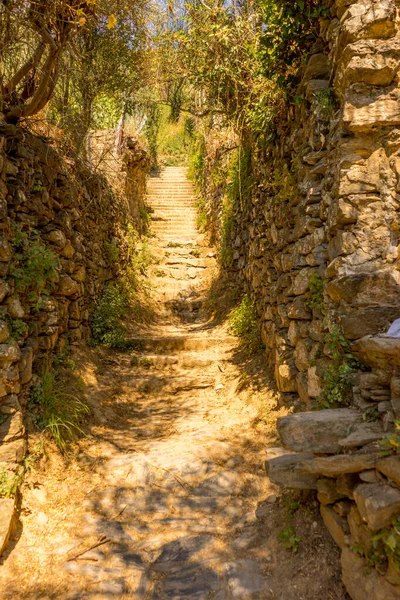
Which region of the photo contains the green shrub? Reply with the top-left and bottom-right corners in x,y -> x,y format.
9,226 -> 59,306
29,366 -> 89,452
90,282 -> 130,349
229,294 -> 263,354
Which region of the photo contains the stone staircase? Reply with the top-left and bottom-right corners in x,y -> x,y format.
55,167 -> 274,598
0,166 -> 348,599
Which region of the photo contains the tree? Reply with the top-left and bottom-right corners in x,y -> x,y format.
0,0 -> 122,124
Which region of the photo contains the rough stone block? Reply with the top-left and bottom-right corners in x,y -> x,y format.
317,478 -> 345,505
347,505 -> 373,552
344,86 -> 400,133
277,408 -> 363,453
274,359 -> 298,393
293,339 -> 310,372
265,447 -> 318,490
377,456 -> 400,486
327,270 -> 400,306
0,320 -> 10,343
354,483 -> 400,530
307,365 -> 323,398
341,547 -> 399,600
0,343 -> 21,365
339,0 -> 396,44
320,505 -> 349,548
341,306 -> 400,340
390,376 -> 400,418
287,297 -> 312,320
354,335 -> 400,368
338,422 -> 384,448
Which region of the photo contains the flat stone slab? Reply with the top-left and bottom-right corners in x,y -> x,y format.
354,483 -> 400,530
299,453 -> 380,476
377,456 -> 400,486
162,565 -> 220,599
277,409 -> 363,453
223,559 -> 266,599
152,535 -> 216,572
338,422 -> 384,448
0,496 -> 16,556
190,470 -> 243,497
265,447 -> 318,489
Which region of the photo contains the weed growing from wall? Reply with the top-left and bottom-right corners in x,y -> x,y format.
228,294 -> 263,354
90,282 -> 130,350
187,134 -> 206,191
372,517 -> 400,573
218,145 -> 252,267
9,226 -> 59,308
104,240 -> 120,263
379,420 -> 400,455
315,88 -> 337,116
91,223 -> 153,349
144,103 -> 161,166
352,516 -> 400,575
270,162 -> 298,204
306,272 -> 325,313
319,326 -> 364,408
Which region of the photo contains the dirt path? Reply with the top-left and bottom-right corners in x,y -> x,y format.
0,167 -> 347,599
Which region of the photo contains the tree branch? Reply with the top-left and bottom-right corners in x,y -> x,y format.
5,42 -> 45,96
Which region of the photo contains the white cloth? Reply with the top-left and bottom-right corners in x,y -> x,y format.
387,319 -> 400,338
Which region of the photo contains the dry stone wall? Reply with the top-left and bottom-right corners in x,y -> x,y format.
200,0 -> 400,596
0,121 -> 149,554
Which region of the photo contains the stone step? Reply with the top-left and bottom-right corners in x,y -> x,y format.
126,374 -> 215,395
163,257 -> 212,268
151,221 -> 197,228
127,335 -> 233,353
148,201 -> 196,206
134,353 -> 222,369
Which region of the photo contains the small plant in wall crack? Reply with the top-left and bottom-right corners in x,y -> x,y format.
319,325 -> 365,409
372,517 -> 400,573
228,294 -> 263,355
9,225 -> 59,307
306,271 -> 325,313
379,420 -> 400,456
352,516 -> 400,575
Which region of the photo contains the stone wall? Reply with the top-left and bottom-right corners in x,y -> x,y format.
0,121 -> 149,554
199,0 -> 400,596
